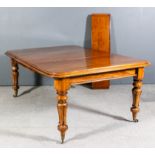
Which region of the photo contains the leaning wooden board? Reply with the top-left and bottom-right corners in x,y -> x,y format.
91,14 -> 110,89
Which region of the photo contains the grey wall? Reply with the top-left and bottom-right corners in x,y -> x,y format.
0,7 -> 154,85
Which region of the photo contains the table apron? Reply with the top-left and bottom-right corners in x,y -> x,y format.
69,69 -> 136,85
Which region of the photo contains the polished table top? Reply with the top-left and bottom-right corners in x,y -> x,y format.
6,46 -> 149,78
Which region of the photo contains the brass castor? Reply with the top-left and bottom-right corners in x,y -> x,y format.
133,119 -> 139,123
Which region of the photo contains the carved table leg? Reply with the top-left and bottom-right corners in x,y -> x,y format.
54,79 -> 70,143
11,59 -> 19,97
131,68 -> 144,122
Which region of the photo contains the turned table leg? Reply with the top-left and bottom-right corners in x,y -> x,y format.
11,59 -> 19,97
54,79 -> 70,143
131,68 -> 144,122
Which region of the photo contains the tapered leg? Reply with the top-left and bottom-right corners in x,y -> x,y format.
57,90 -> 68,143
11,59 -> 19,97
131,68 -> 144,122
54,79 -> 70,143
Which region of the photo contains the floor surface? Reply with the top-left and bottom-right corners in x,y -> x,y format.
0,85 -> 155,147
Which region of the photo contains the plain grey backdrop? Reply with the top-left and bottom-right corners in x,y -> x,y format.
0,7 -> 154,86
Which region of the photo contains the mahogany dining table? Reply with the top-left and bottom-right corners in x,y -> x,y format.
6,45 -> 150,143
